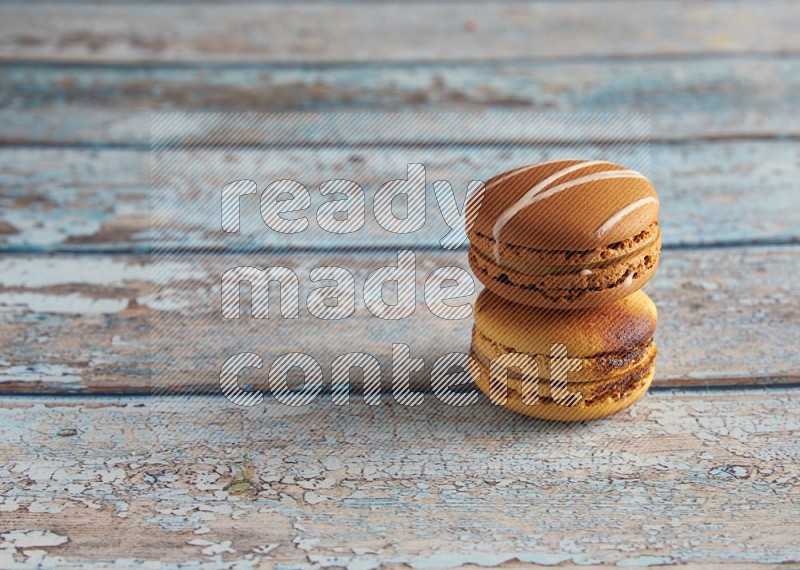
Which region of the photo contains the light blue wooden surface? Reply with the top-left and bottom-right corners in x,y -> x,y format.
0,2 -> 798,568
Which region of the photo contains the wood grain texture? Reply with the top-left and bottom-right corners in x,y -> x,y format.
1,391 -> 798,568
2,140 -> 799,253
2,2 -> 800,64
3,57 -> 800,145
0,246 -> 797,394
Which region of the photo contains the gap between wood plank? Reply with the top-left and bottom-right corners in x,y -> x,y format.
4,133 -> 800,151
3,378 -> 799,399
4,50 -> 800,70
2,237 -> 798,257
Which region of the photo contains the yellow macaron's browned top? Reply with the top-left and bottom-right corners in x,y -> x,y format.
470,160 -> 659,251
473,288 -> 657,358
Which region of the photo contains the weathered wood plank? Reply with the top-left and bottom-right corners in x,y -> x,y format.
2,140 -> 798,253
1,2 -> 799,63
0,391 -> 798,567
3,57 -> 800,145
0,246 -> 797,394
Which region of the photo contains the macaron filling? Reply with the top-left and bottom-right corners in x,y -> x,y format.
471,228 -> 660,277
470,352 -> 656,415
471,328 -> 657,382
469,346 -> 656,407
469,240 -> 660,304
470,221 -> 661,270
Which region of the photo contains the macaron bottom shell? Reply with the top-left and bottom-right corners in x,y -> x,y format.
471,356 -> 655,422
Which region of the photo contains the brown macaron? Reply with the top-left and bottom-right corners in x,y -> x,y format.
467,159 -> 661,309
470,288 -> 658,421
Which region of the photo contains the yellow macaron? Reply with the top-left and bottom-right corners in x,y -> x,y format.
470,287 -> 658,421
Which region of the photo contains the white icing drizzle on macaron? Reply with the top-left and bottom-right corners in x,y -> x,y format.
491,160 -> 648,262
594,197 -> 659,240
491,160 -> 613,261
483,158 -> 567,191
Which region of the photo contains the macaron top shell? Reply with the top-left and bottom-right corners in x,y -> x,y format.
470,160 -> 659,251
473,288 -> 657,358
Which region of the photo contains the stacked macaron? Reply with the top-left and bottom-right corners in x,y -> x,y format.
466,160 -> 661,421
